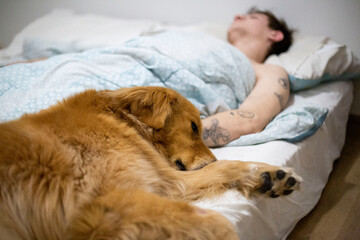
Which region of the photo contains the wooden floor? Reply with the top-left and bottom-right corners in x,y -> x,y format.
287,115 -> 360,240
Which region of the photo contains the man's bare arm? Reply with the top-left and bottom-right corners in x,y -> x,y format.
201,64 -> 290,147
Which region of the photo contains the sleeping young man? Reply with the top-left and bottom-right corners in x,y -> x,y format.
201,7 -> 294,147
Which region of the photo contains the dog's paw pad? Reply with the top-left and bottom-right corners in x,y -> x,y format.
283,189 -> 293,195
276,170 -> 286,180
270,191 -> 280,198
258,172 -> 273,193
258,167 -> 301,197
285,176 -> 297,187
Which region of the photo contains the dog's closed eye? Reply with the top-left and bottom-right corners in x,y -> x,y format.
191,121 -> 198,135
175,159 -> 187,171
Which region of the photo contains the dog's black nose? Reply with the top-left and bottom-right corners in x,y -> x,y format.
175,159 -> 186,171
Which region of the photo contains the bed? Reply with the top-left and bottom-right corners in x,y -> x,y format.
0,9 -> 359,240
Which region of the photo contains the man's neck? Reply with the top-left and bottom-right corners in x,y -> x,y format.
231,38 -> 270,63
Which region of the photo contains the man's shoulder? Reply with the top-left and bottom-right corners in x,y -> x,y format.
256,62 -> 287,75
253,62 -> 288,80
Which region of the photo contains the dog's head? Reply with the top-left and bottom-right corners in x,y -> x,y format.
105,86 -> 216,171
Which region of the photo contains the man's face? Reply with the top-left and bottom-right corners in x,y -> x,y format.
227,13 -> 271,44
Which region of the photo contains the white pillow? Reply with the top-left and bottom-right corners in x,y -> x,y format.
265,34 -> 360,91
0,9 -> 161,60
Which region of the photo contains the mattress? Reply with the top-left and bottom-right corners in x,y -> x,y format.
194,80 -> 353,239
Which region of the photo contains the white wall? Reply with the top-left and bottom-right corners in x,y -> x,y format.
1,0 -> 360,114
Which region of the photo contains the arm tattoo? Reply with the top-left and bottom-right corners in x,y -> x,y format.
278,78 -> 289,90
202,118 -> 230,145
274,92 -> 284,109
229,111 -> 254,118
236,111 -> 255,118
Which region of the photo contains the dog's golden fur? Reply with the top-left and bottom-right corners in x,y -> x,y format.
0,86 -> 301,240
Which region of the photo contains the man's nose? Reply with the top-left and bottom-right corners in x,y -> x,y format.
234,14 -> 244,21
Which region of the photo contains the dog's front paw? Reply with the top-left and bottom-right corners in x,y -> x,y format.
256,166 -> 302,198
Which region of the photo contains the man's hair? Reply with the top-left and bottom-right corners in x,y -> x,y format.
247,7 -> 294,58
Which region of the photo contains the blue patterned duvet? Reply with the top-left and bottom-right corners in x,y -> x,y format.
0,31 -> 328,146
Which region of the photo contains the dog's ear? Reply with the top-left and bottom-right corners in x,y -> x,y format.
106,87 -> 179,129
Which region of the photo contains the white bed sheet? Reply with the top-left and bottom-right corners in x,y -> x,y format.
194,80 -> 353,239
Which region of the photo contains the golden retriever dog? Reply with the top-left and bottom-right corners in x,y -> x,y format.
0,86 -> 301,240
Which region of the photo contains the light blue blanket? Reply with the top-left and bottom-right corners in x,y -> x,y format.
0,31 -> 328,146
